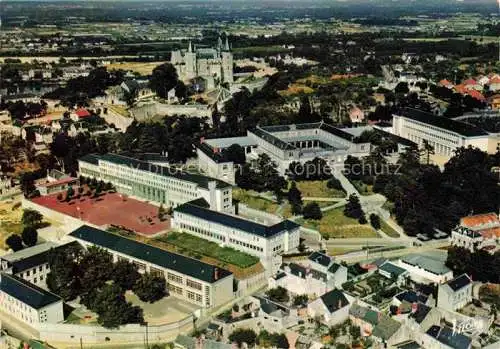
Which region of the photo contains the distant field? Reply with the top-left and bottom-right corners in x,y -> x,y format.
232,45 -> 289,56
293,180 -> 346,199
105,61 -> 164,75
279,83 -> 315,97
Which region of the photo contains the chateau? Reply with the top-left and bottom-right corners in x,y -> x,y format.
171,36 -> 234,89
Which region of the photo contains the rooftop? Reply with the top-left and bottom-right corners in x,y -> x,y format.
379,262 -> 408,278
401,254 -> 452,276
320,289 -> 349,313
79,153 -> 231,190
0,273 -> 61,309
308,251 -> 332,267
426,326 -> 471,349
175,201 -> 300,238
460,213 -> 499,230
69,225 -> 232,284
446,274 -> 472,292
398,108 -> 489,137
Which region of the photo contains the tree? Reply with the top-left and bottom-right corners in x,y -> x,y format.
111,260 -> 141,290
78,246 -> 113,294
149,63 -> 179,99
292,294 -> 308,307
47,243 -> 83,300
22,209 -> 43,228
21,226 -> 38,247
369,214 -> 381,230
93,284 -> 144,328
303,202 -> 322,220
229,329 -> 257,348
420,139 -> 435,165
394,82 -> 409,95
223,144 -> 246,164
327,177 -> 343,191
287,181 -> 303,206
266,286 -> 289,303
133,273 -> 167,303
344,194 -> 364,220
6,234 -> 23,252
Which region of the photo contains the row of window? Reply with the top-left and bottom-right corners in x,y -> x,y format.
180,222 -> 226,242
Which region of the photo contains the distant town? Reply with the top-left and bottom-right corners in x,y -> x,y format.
0,1 -> 499,349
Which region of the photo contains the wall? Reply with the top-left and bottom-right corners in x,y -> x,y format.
38,315 -> 193,345
22,199 -> 85,234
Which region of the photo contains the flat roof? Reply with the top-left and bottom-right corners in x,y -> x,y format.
79,153 -> 231,190
397,108 -> 489,137
204,136 -> 256,149
69,225 -> 232,284
0,273 -> 61,309
175,201 -> 300,238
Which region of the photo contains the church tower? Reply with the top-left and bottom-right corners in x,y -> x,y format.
221,36 -> 233,84
184,41 -> 197,80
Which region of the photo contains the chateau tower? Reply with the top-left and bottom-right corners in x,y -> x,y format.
221,37 -> 233,84
184,41 -> 197,80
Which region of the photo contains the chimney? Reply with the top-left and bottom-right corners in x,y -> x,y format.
214,267 -> 219,280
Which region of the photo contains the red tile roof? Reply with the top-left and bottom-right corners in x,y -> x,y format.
75,108 -> 91,118
466,90 -> 485,102
461,213 -> 499,228
490,76 -> 500,84
463,78 -> 478,86
439,79 -> 453,87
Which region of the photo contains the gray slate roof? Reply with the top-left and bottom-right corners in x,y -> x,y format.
69,225 -> 232,284
0,273 -> 61,309
175,201 -> 300,238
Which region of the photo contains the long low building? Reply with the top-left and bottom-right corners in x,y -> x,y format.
392,108 -> 499,156
78,153 -> 233,213
0,273 -> 64,328
172,199 -> 300,272
398,254 -> 453,284
69,225 -> 234,309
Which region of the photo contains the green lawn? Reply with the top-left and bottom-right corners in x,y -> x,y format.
297,206 -> 378,238
157,232 -> 259,268
380,220 -> 400,238
293,180 -> 345,198
233,188 -> 291,218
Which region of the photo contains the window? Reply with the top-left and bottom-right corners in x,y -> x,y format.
186,279 -> 202,291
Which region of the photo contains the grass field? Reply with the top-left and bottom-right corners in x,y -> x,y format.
232,45 -> 289,55
297,206 -> 378,239
0,198 -> 24,250
278,83 -> 315,97
380,220 -> 400,238
327,247 -> 361,256
105,61 -> 165,75
233,188 -> 292,218
157,232 -> 259,269
293,180 -> 346,198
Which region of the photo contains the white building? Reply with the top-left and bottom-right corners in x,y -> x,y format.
201,122 -> 371,175
250,295 -> 300,330
172,199 -> 300,272
398,254 -> 453,284
437,274 -> 473,312
78,153 -> 233,213
392,108 -> 498,157
69,225 -> 234,309
450,213 -> 500,252
0,273 -> 64,328
422,325 -> 471,349
307,289 -> 350,326
378,261 -> 409,286
196,142 -> 237,185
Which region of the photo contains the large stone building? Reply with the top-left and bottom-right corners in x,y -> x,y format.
198,122 -> 372,176
171,36 -> 234,89
437,274 -> 473,312
78,153 -> 233,213
172,199 -> 300,272
392,108 -> 499,157
69,225 -> 234,309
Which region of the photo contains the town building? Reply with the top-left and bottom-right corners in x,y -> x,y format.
78,153 -> 233,213
307,289 -> 350,326
378,262 -> 409,286
172,199 -> 300,272
196,142 -> 236,185
250,295 -> 300,329
171,36 -> 233,88
270,262 -> 335,297
423,325 -> 471,349
69,225 -> 234,309
0,242 -> 66,289
437,274 -> 473,312
398,254 -> 454,284
35,175 -> 79,196
392,108 -> 498,156
200,122 -> 371,175
450,213 -> 500,252
0,273 -> 64,328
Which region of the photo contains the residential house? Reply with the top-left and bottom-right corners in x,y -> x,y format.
251,295 -> 300,329
437,274 -> 473,312
450,213 -> 500,252
174,335 -> 233,349
463,79 -> 482,91
422,325 -> 471,349
378,262 -> 409,286
398,254 -> 453,284
487,94 -> 500,111
307,289 -> 350,326
489,76 -> 500,92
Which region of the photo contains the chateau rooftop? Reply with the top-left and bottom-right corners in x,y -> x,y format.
0,273 -> 61,310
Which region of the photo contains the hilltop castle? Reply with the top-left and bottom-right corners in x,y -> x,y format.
171,36 -> 234,90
